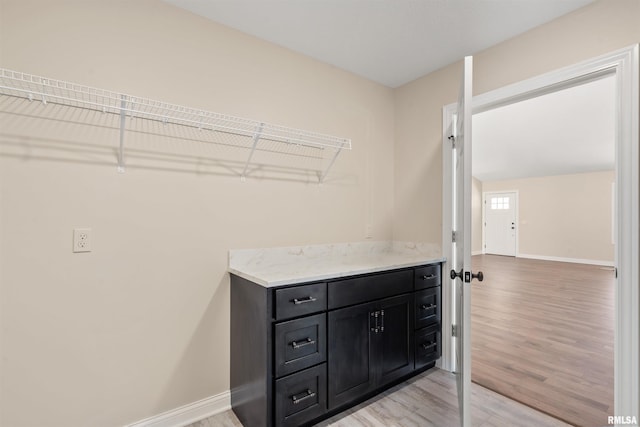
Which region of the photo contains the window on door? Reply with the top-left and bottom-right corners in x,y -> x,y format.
490,197 -> 509,210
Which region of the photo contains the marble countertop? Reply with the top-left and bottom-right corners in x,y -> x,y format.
228,241 -> 445,287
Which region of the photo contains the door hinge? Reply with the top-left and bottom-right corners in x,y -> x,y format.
452,324 -> 459,337
615,267 -> 618,278
448,135 -> 456,149
452,230 -> 457,243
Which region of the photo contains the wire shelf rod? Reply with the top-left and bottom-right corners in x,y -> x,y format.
0,84 -> 347,150
0,68 -> 352,181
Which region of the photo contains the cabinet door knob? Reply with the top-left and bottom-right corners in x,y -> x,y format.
422,274 -> 435,280
420,304 -> 436,310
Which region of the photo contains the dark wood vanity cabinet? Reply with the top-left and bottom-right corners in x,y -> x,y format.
230,262 -> 442,427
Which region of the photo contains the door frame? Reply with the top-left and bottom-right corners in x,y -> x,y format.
441,45 -> 639,419
482,190 -> 519,256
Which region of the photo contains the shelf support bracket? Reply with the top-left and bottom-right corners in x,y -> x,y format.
117,94 -> 127,173
318,140 -> 346,183
241,123 -> 264,181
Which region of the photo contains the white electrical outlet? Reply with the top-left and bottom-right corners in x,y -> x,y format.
73,228 -> 92,253
365,224 -> 373,239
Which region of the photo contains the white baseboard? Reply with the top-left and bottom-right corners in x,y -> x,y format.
471,250 -> 483,256
517,253 -> 615,267
125,391 -> 231,427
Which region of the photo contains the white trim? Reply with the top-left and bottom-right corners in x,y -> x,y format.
472,54 -> 622,115
613,44 -> 639,421
517,253 -> 615,267
611,182 -> 616,246
471,250 -> 483,256
125,391 -> 230,427
441,45 -> 639,420
482,190 -> 519,257
441,102 -> 456,372
480,192 -> 485,255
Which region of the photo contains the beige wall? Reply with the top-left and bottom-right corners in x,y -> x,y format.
2,0 -> 639,426
480,171 -> 615,262
0,1 -> 395,426
394,0 -> 640,243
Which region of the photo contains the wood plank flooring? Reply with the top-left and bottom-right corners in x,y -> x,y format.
188,369 -> 570,427
471,255 -> 614,427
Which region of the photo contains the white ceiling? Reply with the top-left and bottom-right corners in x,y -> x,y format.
472,74 -> 615,182
163,0 -> 595,88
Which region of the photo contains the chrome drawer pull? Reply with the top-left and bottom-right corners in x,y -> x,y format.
420,304 -> 436,310
291,389 -> 316,404
422,342 -> 437,350
292,296 -> 317,305
422,274 -> 436,280
291,337 -> 315,349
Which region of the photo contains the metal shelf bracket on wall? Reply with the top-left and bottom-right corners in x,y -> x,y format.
241,123 -> 264,182
319,141 -> 347,183
118,94 -> 127,173
0,68 -> 352,182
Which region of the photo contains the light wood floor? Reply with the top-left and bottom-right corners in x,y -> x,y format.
188,368 -> 569,427
471,255 -> 615,427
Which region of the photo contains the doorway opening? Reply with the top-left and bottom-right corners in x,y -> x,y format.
471,76 -> 616,426
441,45 -> 639,427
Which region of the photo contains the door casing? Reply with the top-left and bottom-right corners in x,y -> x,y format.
441,45 -> 639,420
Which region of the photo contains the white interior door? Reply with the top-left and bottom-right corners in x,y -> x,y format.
484,192 -> 517,256
452,56 -> 478,427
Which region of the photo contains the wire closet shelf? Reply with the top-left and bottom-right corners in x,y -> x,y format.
0,68 -> 352,182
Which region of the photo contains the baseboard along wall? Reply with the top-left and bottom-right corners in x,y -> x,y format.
125,391 -> 230,427
516,253 -> 615,267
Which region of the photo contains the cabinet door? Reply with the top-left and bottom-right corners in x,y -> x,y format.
377,294 -> 414,386
327,301 -> 377,410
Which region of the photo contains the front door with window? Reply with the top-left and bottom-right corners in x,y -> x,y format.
484,192 -> 517,256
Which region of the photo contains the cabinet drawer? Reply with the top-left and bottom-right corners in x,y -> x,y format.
415,264 -> 441,290
275,364 -> 327,427
275,313 -> 326,378
328,269 -> 413,310
275,282 -> 327,321
415,324 -> 441,368
415,287 -> 441,329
